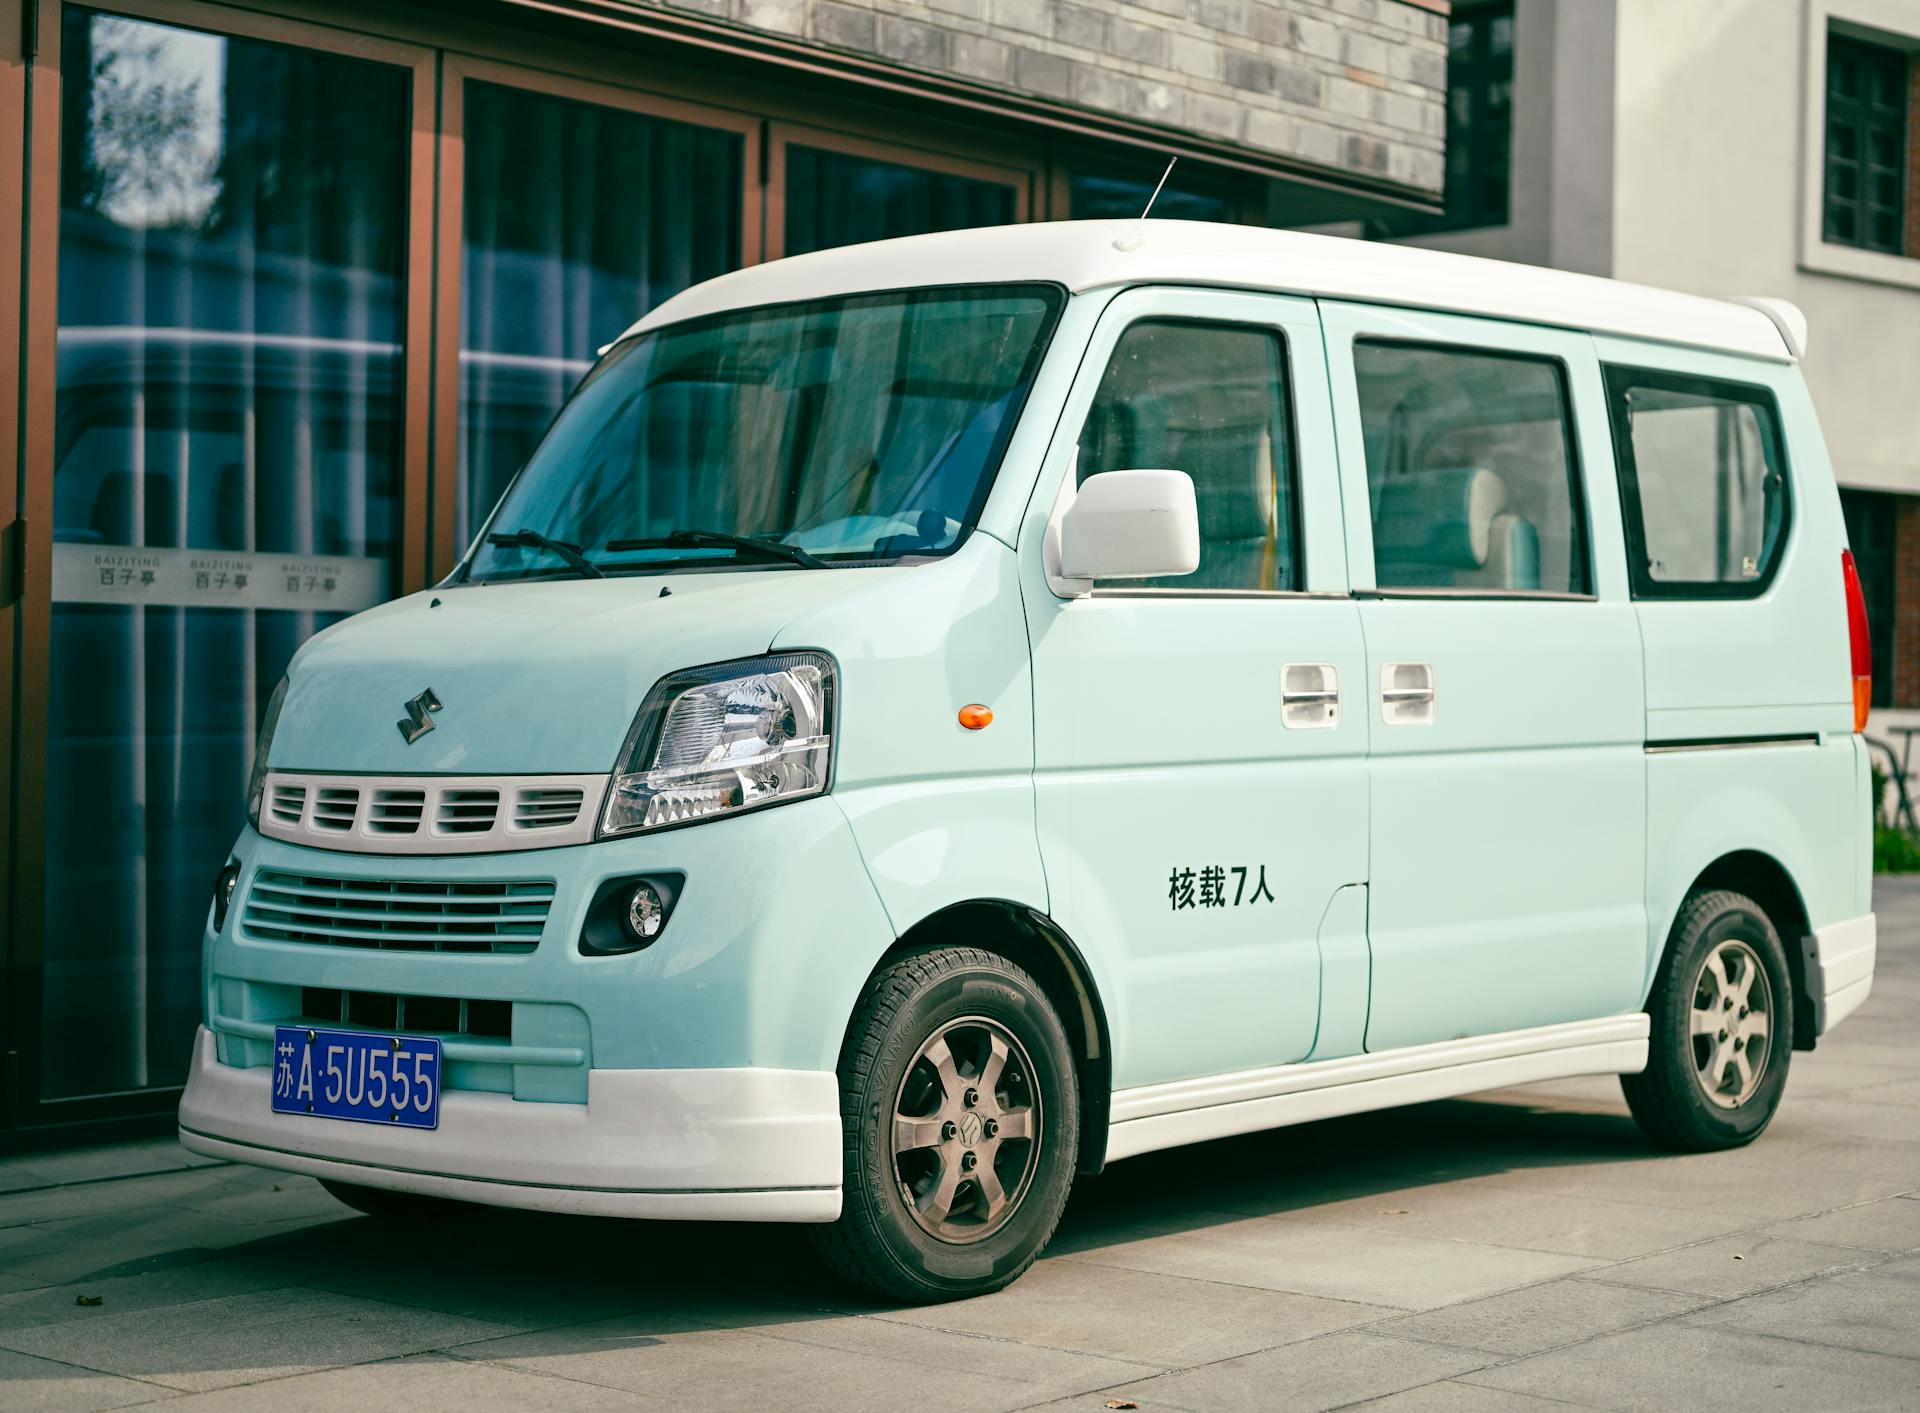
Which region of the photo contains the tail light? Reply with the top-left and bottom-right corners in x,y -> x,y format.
1842,549 -> 1871,732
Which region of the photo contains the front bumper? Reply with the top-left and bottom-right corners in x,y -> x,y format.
178,1028 -> 842,1220
1803,913 -> 1876,1038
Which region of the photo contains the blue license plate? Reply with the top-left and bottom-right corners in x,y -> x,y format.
271,1025 -> 442,1130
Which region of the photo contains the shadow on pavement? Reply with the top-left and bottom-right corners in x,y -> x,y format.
0,1092 -> 1675,1389
39,1091 -> 1655,1364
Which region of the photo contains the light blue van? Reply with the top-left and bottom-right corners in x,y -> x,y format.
179,221 -> 1879,1301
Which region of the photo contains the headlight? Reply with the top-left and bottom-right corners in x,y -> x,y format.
246,676 -> 289,827
600,652 -> 836,836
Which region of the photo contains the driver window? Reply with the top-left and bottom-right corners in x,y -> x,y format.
1077,319 -> 1299,592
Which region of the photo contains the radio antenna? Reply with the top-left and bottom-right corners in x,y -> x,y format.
1113,156 -> 1177,251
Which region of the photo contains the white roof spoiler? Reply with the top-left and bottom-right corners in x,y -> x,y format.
1729,297 -> 1808,360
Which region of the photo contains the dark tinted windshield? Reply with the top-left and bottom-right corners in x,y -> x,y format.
463,283 -> 1063,582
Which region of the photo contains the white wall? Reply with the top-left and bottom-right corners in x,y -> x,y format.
1610,0 -> 1920,495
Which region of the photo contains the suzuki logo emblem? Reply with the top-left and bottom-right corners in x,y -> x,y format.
397,688 -> 443,745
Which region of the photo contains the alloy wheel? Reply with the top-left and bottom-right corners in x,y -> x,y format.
1690,937 -> 1774,1109
891,1016 -> 1042,1243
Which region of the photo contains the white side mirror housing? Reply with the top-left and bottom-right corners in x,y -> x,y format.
1054,469 -> 1200,591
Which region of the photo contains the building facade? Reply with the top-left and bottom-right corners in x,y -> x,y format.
1382,0 -> 1920,735
0,0 -> 1448,1141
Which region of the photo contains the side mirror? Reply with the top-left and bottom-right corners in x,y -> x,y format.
1056,469 -> 1201,586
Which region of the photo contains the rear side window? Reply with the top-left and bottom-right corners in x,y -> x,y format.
1603,366 -> 1790,598
1077,319 -> 1299,592
1352,341 -> 1589,594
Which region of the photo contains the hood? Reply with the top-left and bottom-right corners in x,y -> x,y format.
272,567 -> 884,775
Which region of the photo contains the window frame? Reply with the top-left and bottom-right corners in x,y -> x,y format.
1349,337 -> 1596,602
1601,363 -> 1795,602
1076,314 -> 1309,599
1798,6 -> 1920,290
434,55 -> 767,575
1823,31 -> 1909,256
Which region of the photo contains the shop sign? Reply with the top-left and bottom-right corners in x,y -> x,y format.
51,543 -> 386,613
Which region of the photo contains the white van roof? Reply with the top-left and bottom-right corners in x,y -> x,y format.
628,220 -> 1799,364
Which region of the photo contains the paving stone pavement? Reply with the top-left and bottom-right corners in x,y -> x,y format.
3,881 -> 1917,1411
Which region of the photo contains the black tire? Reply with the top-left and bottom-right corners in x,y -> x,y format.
810,946 -> 1079,1303
1622,888 -> 1795,1151
320,1178 -> 460,1221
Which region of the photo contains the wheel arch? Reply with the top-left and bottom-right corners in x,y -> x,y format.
1671,850 -> 1816,1051
867,899 -> 1114,1175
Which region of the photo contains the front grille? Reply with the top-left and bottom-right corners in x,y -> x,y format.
435,788 -> 501,834
513,787 -> 585,831
269,782 -> 307,827
300,986 -> 513,1038
367,788 -> 426,834
241,868 -> 554,953
256,772 -> 602,853
311,787 -> 359,831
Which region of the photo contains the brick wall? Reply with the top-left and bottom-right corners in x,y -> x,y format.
1894,497 -> 1920,709
1908,58 -> 1920,256
630,0 -> 1449,193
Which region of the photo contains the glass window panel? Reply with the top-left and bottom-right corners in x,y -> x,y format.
1371,1 -> 1514,236
47,9 -> 409,1099
463,285 -> 1061,581
1604,367 -> 1790,597
459,82 -> 742,549
1353,342 -> 1588,594
1823,34 -> 1908,255
784,145 -> 1017,257
1076,320 -> 1299,593
1067,171 -> 1232,223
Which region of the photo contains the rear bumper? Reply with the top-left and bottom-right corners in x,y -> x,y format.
1803,913 -> 1876,1038
177,1027 -> 842,1221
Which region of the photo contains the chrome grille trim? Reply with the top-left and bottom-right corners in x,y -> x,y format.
257,771 -> 606,853
240,869 -> 555,953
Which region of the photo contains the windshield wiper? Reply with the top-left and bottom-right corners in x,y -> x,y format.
486,527 -> 605,579
605,528 -> 828,570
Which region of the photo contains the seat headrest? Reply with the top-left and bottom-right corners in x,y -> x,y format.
1181,422 -> 1275,543
1373,467 -> 1508,569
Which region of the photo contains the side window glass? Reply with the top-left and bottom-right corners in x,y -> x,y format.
1077,320 -> 1298,592
1353,341 -> 1588,594
1603,366 -> 1790,597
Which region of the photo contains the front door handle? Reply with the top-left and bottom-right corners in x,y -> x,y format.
1281,662 -> 1341,729
1381,662 -> 1435,725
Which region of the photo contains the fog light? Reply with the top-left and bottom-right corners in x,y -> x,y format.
212,861 -> 241,931
625,882 -> 665,943
579,872 -> 682,956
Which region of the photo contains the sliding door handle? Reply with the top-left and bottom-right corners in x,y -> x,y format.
1380,662 -> 1435,725
1281,662 -> 1341,729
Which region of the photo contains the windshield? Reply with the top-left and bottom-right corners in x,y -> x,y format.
462,283 -> 1064,582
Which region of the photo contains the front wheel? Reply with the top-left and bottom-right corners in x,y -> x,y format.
810,946 -> 1079,1303
1622,888 -> 1794,1151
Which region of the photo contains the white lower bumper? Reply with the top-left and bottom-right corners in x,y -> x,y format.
176,1028 -> 843,1221
1806,914 -> 1876,1037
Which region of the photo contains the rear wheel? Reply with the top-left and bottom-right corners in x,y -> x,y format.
1622,889 -> 1794,1151
811,946 -> 1078,1303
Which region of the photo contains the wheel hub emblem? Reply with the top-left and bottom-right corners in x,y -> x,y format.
957,1111 -> 983,1147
